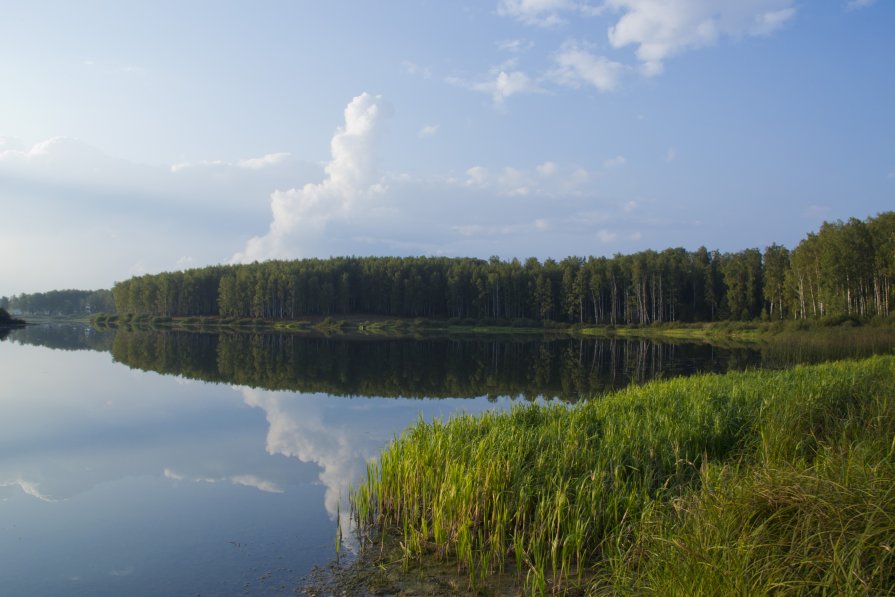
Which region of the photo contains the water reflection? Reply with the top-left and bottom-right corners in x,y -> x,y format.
2,324 -> 891,595
4,323 -> 115,352
0,326 -> 516,595
102,329 -> 763,400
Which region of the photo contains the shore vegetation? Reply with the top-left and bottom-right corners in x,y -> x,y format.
350,356 -> 895,595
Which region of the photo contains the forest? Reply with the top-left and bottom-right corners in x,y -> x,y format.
3,289 -> 115,316
110,212 -> 894,324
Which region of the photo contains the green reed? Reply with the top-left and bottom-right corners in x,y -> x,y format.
352,355 -> 895,594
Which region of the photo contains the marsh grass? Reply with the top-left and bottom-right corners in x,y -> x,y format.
352,356 -> 895,594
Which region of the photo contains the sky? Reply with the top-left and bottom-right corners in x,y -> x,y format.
1,0 -> 893,296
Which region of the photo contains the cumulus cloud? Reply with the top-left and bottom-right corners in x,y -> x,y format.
549,42 -> 626,91
495,1 -> 798,82
2,94 -> 674,294
230,92 -> 649,264
604,0 -> 797,75
233,92 -> 388,263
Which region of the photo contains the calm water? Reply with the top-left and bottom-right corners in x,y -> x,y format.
0,324 -> 888,595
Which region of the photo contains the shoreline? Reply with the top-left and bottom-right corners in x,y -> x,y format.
88,312 -> 893,342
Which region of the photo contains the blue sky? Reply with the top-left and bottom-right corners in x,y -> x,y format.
1,0 -> 892,295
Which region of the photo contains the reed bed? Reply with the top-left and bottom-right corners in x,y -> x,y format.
351,355 -> 895,594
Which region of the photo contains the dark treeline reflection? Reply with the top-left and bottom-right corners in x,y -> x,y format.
105,330 -> 762,400
1,324 -> 116,352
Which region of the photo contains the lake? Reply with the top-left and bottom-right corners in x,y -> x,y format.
0,323 -> 889,595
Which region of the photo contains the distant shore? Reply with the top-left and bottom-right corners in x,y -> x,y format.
89,312 -> 894,343
0,308 -> 27,327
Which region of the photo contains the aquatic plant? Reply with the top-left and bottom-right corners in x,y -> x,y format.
352,356 -> 895,594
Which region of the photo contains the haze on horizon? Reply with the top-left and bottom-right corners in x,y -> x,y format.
1,0 -> 892,296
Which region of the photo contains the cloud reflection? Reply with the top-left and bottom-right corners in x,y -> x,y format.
162,469 -> 284,494
240,388 -> 387,529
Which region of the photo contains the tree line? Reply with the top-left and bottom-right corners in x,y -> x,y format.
110,212 -> 894,324
3,289 -> 115,316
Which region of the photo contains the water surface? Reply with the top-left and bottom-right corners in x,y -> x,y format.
1,324 -> 889,595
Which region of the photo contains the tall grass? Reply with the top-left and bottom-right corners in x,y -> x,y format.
352,356 -> 895,594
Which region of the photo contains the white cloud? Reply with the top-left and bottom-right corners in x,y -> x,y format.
418,124 -> 439,138
605,0 -> 797,75
497,0 -> 603,27
550,42 -> 626,91
233,92 -> 388,263
0,136 -> 117,180
0,95 -> 680,294
846,0 -> 876,10
464,162 -> 590,196
222,94 -> 629,261
237,152 -> 291,170
465,70 -> 543,106
603,154 -> 627,168
401,60 -> 432,78
666,146 -> 678,162
497,166 -> 534,196
536,161 -> 557,176
465,165 -> 489,186
171,152 -> 292,173
497,38 -> 534,52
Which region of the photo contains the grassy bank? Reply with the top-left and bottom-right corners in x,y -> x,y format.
351,356 -> 895,595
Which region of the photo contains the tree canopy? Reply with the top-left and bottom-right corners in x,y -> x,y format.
5,289 -> 115,316
109,212 -> 894,324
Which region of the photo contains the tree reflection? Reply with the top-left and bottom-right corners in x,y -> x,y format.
105,330 -> 759,400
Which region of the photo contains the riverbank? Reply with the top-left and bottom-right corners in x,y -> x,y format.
91,312 -> 895,342
344,356 -> 895,595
